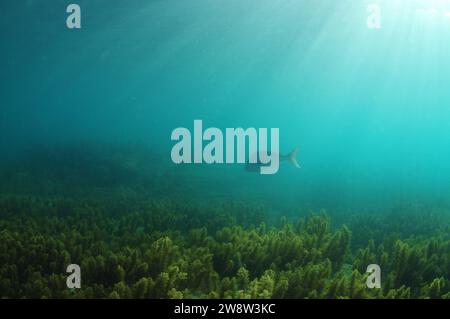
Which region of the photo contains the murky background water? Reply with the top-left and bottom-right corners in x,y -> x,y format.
2,0 -> 450,215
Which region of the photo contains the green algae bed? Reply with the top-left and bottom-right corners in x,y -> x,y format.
0,147 -> 450,299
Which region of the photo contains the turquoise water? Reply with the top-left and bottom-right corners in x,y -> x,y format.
2,0 -> 450,213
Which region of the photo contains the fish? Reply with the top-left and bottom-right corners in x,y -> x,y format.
245,148 -> 301,173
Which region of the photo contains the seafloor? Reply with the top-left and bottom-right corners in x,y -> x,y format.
0,146 -> 449,299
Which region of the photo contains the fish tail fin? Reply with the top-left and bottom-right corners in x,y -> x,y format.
287,148 -> 301,168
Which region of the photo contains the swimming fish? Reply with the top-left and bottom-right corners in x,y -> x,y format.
245,149 -> 301,173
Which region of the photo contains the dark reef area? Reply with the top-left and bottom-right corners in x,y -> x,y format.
1,146 -> 450,299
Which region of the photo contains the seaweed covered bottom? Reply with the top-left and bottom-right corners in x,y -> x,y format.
0,196 -> 449,299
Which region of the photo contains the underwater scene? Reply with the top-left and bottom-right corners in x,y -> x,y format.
2,0 -> 450,299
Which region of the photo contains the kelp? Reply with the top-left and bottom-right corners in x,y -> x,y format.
1,196 -> 450,299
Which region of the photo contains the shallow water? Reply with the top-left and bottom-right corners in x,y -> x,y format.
2,0 -> 450,299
